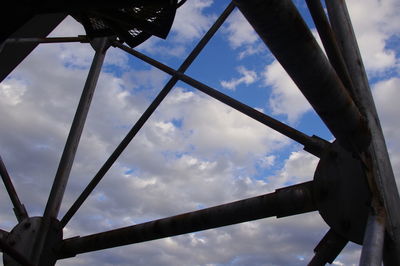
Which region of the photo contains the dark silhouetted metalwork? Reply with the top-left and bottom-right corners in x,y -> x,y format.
0,0 -> 398,265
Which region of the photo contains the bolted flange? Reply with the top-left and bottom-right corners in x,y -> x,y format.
313,141 -> 371,244
3,217 -> 62,266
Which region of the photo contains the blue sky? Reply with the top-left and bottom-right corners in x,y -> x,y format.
0,0 -> 399,265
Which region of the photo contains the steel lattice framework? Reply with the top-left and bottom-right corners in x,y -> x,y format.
0,0 -> 399,265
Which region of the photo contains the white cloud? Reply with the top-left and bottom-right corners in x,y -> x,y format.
0,1 -> 398,265
138,0 -> 215,57
346,0 -> 400,74
223,10 -> 258,49
220,66 -> 257,90
0,78 -> 27,106
223,10 -> 265,59
263,60 -> 311,123
172,0 -> 215,42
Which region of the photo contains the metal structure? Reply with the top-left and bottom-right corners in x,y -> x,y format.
0,0 -> 399,265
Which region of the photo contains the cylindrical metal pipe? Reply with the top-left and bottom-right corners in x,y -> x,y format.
326,1 -> 400,263
305,0 -> 356,104
233,0 -> 370,153
309,229 -> 348,265
44,37 -> 110,220
3,36 -> 89,45
359,211 -> 385,266
32,37 -> 110,265
0,156 -> 28,222
59,181 -> 316,258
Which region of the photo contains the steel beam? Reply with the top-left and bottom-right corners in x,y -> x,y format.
59,181 -> 316,258
60,2 -> 236,228
232,0 -> 370,153
305,0 -> 355,102
43,37 -> 110,220
326,1 -> 400,264
31,37 -> 110,265
0,155 -> 28,222
309,229 -> 348,265
115,42 -> 328,156
2,36 -> 89,47
359,210 -> 385,266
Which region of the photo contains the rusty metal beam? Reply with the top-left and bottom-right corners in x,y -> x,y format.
325,1 -> 400,264
59,181 -> 316,258
309,229 -> 348,265
0,155 -> 28,222
2,36 -> 89,47
233,0 -> 370,153
359,210 -> 385,266
305,0 -> 356,103
31,37 -> 111,265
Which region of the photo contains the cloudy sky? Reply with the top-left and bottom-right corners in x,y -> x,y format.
0,0 -> 399,265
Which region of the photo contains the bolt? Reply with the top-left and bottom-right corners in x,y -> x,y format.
23,222 -> 31,229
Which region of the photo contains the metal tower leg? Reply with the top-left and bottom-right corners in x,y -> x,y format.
31,37 -> 111,265
326,0 -> 400,264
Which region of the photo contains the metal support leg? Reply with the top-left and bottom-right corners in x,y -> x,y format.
31,37 -> 111,265
359,210 -> 385,266
326,0 -> 400,263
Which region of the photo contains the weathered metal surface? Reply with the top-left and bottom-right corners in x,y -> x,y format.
326,0 -> 400,263
0,156 -> 28,222
43,37 -> 110,221
309,229 -> 348,265
60,2 -> 236,229
305,0 -> 356,102
0,237 -> 33,266
359,210 -> 385,266
2,36 -> 89,46
3,217 -> 61,266
32,37 -> 110,265
114,42 -> 328,157
313,141 -> 371,244
233,0 -> 370,154
59,181 -> 316,258
0,229 -> 9,241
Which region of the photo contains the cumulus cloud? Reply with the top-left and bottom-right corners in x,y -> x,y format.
347,0 -> 400,74
220,66 -> 257,90
138,0 -> 216,57
263,60 -> 311,123
0,1 -> 398,265
172,0 -> 215,42
223,9 -> 265,59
